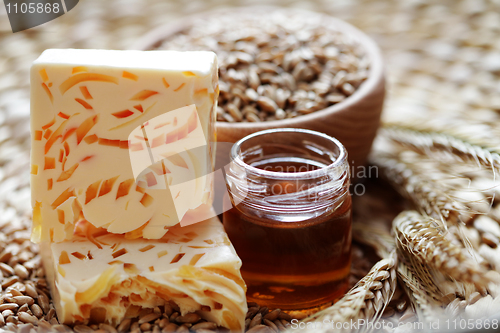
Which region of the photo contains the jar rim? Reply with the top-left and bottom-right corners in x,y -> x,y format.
230,128 -> 348,180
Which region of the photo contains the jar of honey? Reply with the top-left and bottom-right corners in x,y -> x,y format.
223,128 -> 352,311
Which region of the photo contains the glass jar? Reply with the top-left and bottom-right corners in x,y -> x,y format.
223,128 -> 352,311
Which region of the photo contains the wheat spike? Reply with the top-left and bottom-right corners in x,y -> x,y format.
353,214 -> 449,325
397,260 -> 445,323
372,152 -> 466,230
382,124 -> 500,174
394,211 -> 490,288
297,251 -> 397,333
378,124 -> 497,222
399,245 -> 446,300
353,213 -> 447,312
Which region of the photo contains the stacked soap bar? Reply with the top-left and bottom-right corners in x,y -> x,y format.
41,215 -> 247,329
30,49 -> 246,331
31,49 -> 218,242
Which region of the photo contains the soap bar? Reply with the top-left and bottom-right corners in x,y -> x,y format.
30,49 -> 218,242
41,214 -> 247,331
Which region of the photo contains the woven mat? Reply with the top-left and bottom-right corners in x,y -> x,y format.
0,0 -> 498,329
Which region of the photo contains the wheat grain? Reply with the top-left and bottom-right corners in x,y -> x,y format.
296,251 -> 397,333
394,211 -> 490,288
243,304 -> 293,331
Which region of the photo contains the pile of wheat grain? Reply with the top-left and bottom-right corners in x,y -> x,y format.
158,9 -> 369,122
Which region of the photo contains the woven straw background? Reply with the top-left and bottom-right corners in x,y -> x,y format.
0,0 -> 499,329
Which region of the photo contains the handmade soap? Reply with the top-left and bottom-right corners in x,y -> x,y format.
30,49 -> 218,242
41,214 -> 247,331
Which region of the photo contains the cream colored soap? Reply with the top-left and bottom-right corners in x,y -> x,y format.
30,49 -> 218,242
41,214 -> 247,331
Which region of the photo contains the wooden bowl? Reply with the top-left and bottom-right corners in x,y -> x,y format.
133,6 -> 385,172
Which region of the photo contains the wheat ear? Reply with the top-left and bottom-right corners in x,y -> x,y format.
394,211 -> 490,288
382,124 -> 500,173
353,214 -> 447,314
298,251 -> 397,333
372,153 -> 466,231
397,260 -> 446,322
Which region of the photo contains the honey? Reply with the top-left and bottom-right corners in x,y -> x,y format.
223,128 -> 352,311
